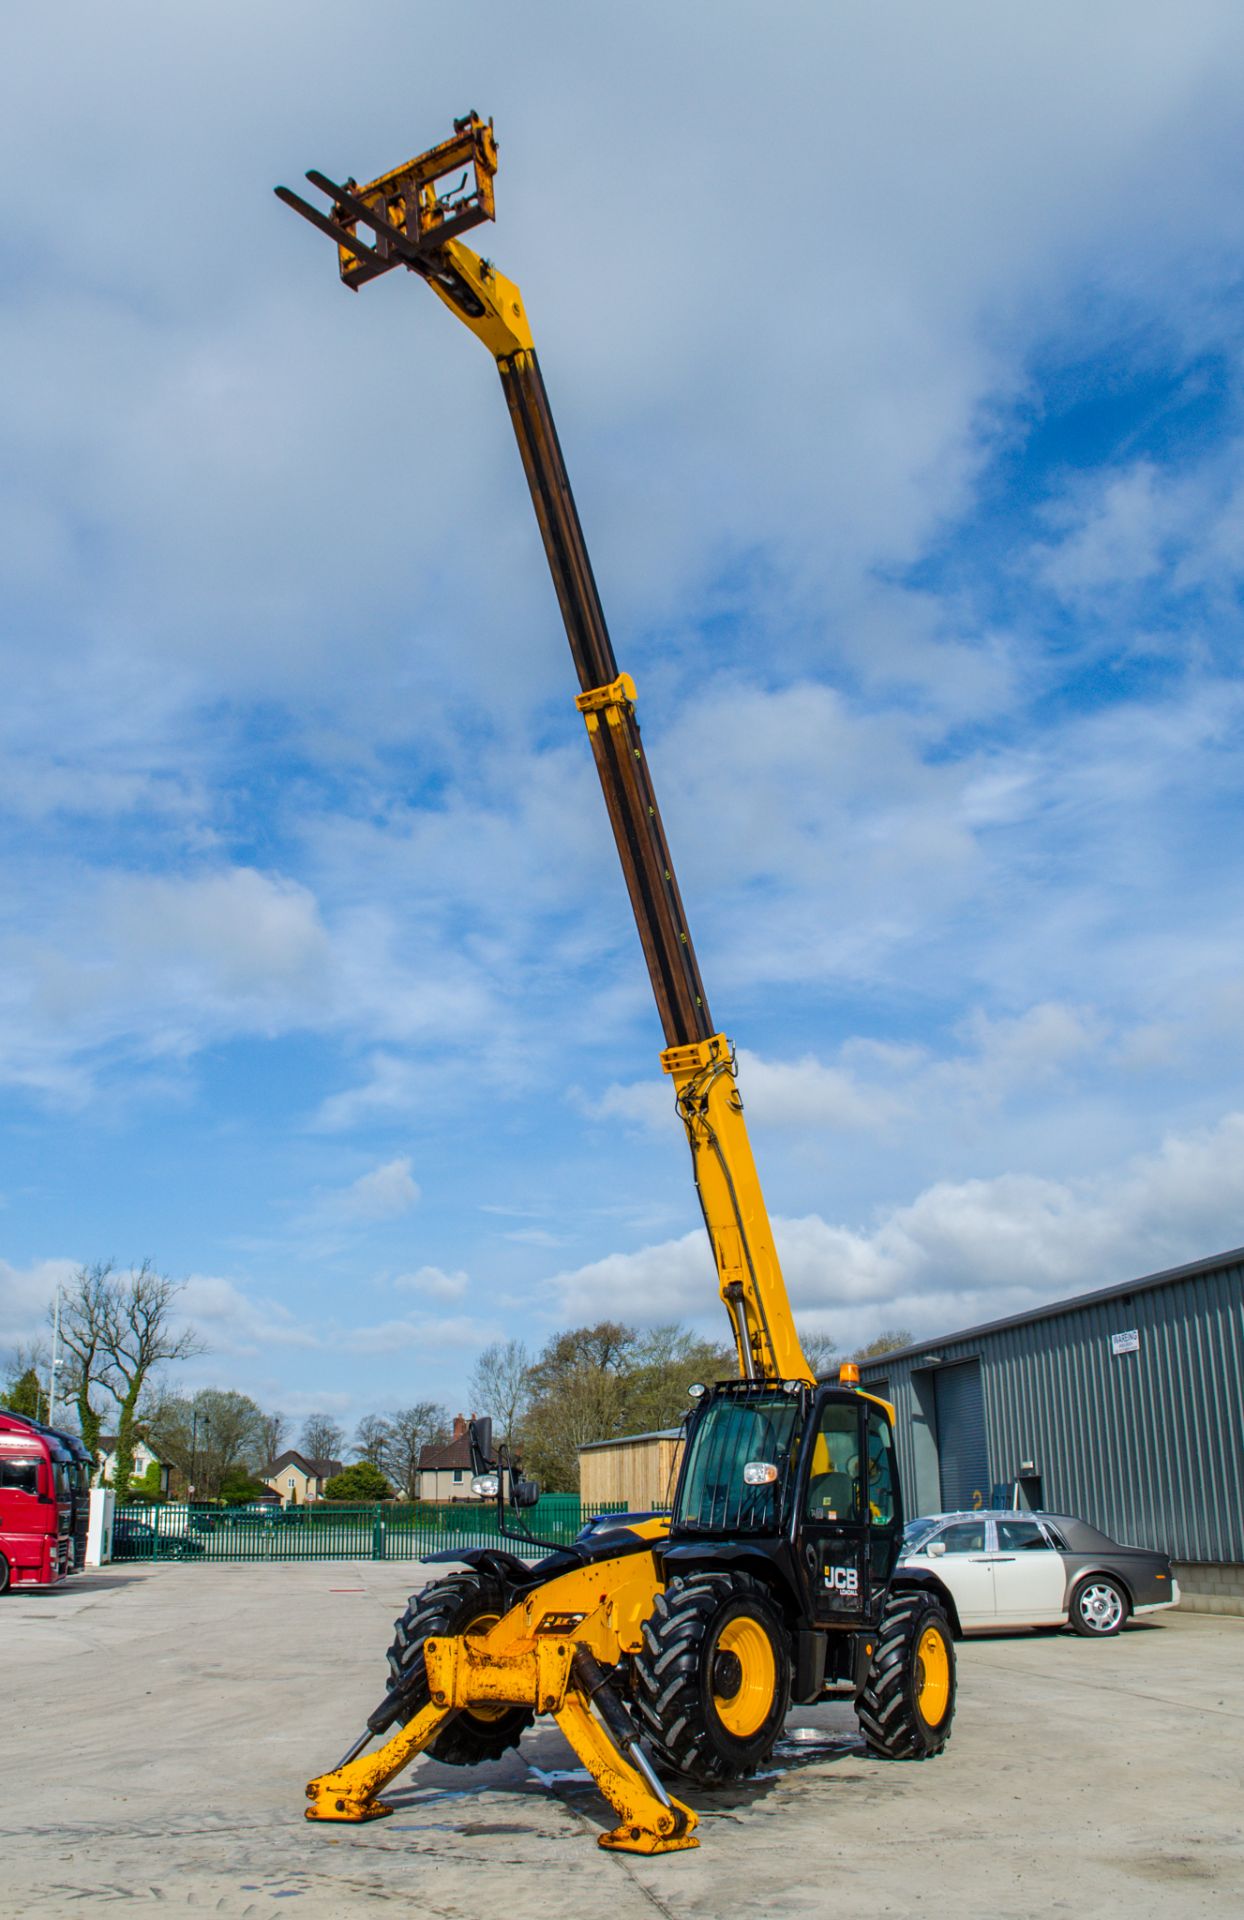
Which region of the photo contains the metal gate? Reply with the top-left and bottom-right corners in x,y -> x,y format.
934,1360 -> 989,1511
110,1498 -> 628,1562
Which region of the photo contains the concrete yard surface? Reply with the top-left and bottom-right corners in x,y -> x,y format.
2,1561 -> 1241,1918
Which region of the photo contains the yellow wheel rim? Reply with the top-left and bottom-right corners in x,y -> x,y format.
461,1612 -> 508,1722
916,1622 -> 950,1727
712,1615 -> 777,1738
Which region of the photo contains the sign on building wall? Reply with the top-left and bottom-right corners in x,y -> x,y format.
1110,1329 -> 1140,1356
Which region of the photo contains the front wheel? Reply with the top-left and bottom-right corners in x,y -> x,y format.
0,1551 -> 10,1594
858,1590 -> 955,1760
1069,1576 -> 1128,1637
632,1571 -> 791,1784
386,1573 -> 533,1766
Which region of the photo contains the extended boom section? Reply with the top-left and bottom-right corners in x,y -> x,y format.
278,123 -> 812,1387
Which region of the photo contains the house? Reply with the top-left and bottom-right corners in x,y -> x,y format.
578,1429 -> 684,1509
98,1435 -> 164,1488
417,1415 -> 478,1502
263,1449 -> 344,1505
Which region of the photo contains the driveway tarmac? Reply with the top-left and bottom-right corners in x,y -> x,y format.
2,1561 -> 1240,1917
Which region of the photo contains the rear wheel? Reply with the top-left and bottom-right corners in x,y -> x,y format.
386,1572 -> 533,1766
1069,1575 -> 1128,1637
0,1551 -> 10,1595
858,1590 -> 955,1760
632,1571 -> 790,1784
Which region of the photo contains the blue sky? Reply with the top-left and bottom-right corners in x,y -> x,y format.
3,3 -> 1244,1435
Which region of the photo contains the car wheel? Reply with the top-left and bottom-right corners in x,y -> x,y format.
0,1551 -> 10,1595
1069,1575 -> 1128,1637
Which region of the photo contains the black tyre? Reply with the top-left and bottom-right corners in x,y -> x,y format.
1068,1575 -> 1128,1638
386,1572 -> 533,1766
0,1551 -> 10,1595
858,1590 -> 955,1760
632,1571 -> 791,1784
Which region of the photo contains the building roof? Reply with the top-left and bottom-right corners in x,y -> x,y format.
99,1436 -> 160,1458
418,1431 -> 474,1471
264,1449 -> 344,1479
579,1429 -> 682,1452
857,1243 -> 1244,1375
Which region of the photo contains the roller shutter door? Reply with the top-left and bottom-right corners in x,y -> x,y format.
934,1359 -> 989,1511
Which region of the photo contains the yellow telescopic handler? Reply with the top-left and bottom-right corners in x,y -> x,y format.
277,114 -> 956,1857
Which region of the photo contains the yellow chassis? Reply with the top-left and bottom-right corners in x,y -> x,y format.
305,1536 -> 698,1854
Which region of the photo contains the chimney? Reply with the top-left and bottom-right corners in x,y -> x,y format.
452,1413 -> 467,1441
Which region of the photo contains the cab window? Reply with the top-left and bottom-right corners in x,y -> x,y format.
0,1457 -> 41,1495
996,1520 -> 1048,1552
938,1520 -> 987,1553
866,1411 -> 895,1527
804,1403 -> 861,1521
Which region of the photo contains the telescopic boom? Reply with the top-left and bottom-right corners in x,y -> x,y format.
278,114 -> 813,1386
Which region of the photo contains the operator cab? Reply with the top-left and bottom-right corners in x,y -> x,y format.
667,1377 -> 903,1629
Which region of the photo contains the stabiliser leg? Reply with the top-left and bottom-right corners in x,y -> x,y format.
304,1696 -> 453,1822
303,1634 -> 697,1853
556,1650 -> 698,1854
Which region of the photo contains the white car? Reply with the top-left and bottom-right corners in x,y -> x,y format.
898,1510 -> 1180,1637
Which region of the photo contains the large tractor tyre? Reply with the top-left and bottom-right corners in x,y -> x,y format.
1068,1575 -> 1128,1638
858,1590 -> 955,1761
386,1572 -> 533,1767
632,1571 -> 791,1784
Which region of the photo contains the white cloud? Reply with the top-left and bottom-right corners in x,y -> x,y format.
0,865 -> 331,1101
320,1157 -> 421,1224
340,1314 -> 490,1356
547,1112 -> 1244,1350
1037,462 -> 1170,599
392,1265 -> 469,1302
1035,442 -> 1244,611
584,1048 -> 900,1136
0,1256 -> 80,1350
175,1274 -> 320,1356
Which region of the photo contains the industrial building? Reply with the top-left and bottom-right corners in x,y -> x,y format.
858,1245 -> 1244,1613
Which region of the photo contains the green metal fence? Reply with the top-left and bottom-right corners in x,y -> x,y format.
111,1497 -> 632,1563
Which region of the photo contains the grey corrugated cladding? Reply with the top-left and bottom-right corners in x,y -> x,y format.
859,1247 -> 1244,1563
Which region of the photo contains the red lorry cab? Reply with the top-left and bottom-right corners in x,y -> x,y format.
0,1413 -> 73,1592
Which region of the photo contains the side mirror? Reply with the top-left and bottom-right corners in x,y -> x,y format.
512,1475 -> 541,1508
927,1540 -> 947,1557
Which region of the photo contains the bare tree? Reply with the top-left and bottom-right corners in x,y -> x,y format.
467,1339 -> 531,1449
299,1413 -> 345,1463
259,1409 -> 288,1466
353,1413 -> 392,1469
58,1262 -> 115,1470
100,1263 -> 205,1500
381,1403 -> 449,1499
796,1326 -> 839,1378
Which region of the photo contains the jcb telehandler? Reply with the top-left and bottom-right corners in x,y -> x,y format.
278,115 -> 956,1856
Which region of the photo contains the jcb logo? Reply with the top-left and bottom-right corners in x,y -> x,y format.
823,1565 -> 859,1597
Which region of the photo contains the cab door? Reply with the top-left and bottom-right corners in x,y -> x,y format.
799,1396 -> 868,1626
0,1451 -> 50,1577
